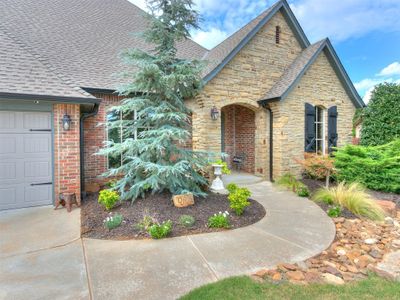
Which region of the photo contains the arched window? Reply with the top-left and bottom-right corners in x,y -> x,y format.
275,26 -> 281,44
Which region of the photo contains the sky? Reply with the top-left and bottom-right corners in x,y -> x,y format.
129,0 -> 400,103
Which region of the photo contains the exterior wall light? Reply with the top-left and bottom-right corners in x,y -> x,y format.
210,106 -> 219,120
62,114 -> 72,131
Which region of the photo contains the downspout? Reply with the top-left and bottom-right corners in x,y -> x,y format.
265,106 -> 274,182
80,103 -> 99,198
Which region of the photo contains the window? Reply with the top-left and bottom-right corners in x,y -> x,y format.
275,26 -> 281,44
315,106 -> 325,154
107,110 -> 145,168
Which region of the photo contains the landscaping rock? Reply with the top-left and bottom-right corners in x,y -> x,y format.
286,271 -> 305,281
373,251 -> 400,282
364,238 -> 378,245
376,200 -> 397,217
172,194 -> 194,208
321,273 -> 345,285
254,269 -> 269,278
271,272 -> 282,281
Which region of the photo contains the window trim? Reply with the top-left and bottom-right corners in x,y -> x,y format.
315,106 -> 326,154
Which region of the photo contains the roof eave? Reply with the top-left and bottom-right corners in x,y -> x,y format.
0,92 -> 101,104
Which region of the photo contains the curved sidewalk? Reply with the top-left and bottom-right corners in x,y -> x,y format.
83,181 -> 335,300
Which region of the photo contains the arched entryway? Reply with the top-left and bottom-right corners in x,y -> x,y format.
221,104 -> 256,174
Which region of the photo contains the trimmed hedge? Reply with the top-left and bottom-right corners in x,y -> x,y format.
334,140 -> 400,193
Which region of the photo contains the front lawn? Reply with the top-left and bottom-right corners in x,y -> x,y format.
180,275 -> 400,300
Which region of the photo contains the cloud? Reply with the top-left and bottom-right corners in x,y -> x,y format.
377,62 -> 400,76
191,28 -> 228,49
355,62 -> 400,103
290,0 -> 400,42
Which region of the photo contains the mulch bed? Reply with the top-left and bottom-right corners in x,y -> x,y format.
81,192 -> 266,240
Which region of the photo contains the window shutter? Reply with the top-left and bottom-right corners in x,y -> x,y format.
328,106 -> 338,153
305,103 -> 316,152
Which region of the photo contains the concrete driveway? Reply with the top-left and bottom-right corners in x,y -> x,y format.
0,182 -> 335,300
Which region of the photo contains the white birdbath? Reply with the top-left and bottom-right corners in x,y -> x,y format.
210,164 -> 225,192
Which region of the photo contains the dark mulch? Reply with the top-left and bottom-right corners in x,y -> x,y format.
81,192 -> 266,240
301,178 -> 400,211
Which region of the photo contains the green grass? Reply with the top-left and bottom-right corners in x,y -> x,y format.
180,275 -> 400,300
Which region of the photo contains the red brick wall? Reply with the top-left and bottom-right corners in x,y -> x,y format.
83,93 -> 123,187
53,104 -> 81,203
222,105 -> 255,173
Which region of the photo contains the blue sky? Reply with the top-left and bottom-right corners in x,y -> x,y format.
129,0 -> 400,103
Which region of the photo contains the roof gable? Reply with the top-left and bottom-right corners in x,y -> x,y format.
260,39 -> 365,108
202,0 -> 310,82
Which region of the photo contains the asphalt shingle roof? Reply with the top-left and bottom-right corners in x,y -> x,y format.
0,28 -> 93,99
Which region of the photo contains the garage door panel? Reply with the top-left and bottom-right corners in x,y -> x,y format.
0,111 -> 53,210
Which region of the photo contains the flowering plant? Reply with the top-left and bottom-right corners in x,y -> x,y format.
208,211 -> 230,228
103,213 -> 123,230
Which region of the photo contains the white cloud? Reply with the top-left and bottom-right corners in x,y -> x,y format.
191,28 -> 228,49
290,0 -> 400,42
377,62 -> 400,77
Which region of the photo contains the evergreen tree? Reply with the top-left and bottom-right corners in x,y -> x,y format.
99,0 -> 213,201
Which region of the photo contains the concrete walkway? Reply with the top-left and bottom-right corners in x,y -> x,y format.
0,181 -> 335,300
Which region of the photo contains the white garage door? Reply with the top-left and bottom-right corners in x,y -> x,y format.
0,111 -> 53,210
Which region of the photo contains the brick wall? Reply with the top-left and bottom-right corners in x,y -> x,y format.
222,105 -> 255,173
83,93 -> 123,187
53,103 -> 81,203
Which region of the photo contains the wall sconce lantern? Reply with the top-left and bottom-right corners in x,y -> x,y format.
210,106 -> 219,120
62,114 -> 72,131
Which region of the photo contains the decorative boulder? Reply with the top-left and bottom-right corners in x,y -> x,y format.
173,194 -> 194,208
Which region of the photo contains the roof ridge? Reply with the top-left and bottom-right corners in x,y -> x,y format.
0,24 -> 93,99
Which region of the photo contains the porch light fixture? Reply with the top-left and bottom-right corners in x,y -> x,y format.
62,114 -> 72,131
210,106 -> 219,120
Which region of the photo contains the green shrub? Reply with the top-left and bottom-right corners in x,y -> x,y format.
327,206 -> 341,217
228,186 -> 251,215
226,183 -> 238,193
297,185 -> 310,197
334,140 -> 400,193
360,83 -> 400,146
179,215 -> 195,228
148,220 -> 172,239
98,189 -> 120,211
208,212 -> 230,228
103,214 -> 123,230
314,182 -> 385,221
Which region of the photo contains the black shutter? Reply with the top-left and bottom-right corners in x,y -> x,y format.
305,103 -> 316,152
328,106 -> 338,153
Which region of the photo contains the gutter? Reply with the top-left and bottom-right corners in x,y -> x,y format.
0,91 -> 101,104
80,103 -> 100,198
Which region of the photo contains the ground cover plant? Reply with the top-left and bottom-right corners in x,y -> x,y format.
334,140 -> 400,193
208,211 -> 230,228
179,215 -> 195,227
148,220 -> 172,239
103,213 -> 123,230
180,275 -> 400,300
313,182 -> 385,221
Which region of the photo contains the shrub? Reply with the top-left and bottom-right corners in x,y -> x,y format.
179,215 -> 195,228
313,182 -> 385,221
103,213 -> 123,230
276,173 -> 300,192
297,185 -> 310,197
212,159 -> 231,175
334,140 -> 400,193
360,83 -> 400,146
226,183 -> 239,193
327,206 -> 341,218
208,211 -> 230,228
228,186 -> 251,215
296,153 -> 336,188
98,189 -> 120,211
148,220 -> 172,239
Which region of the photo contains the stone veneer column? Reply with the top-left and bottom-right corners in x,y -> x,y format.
53,103 -> 81,203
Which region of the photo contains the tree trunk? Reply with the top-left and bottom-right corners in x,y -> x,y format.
325,170 -> 330,188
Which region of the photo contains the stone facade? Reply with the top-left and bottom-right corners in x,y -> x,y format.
53,103 -> 81,203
